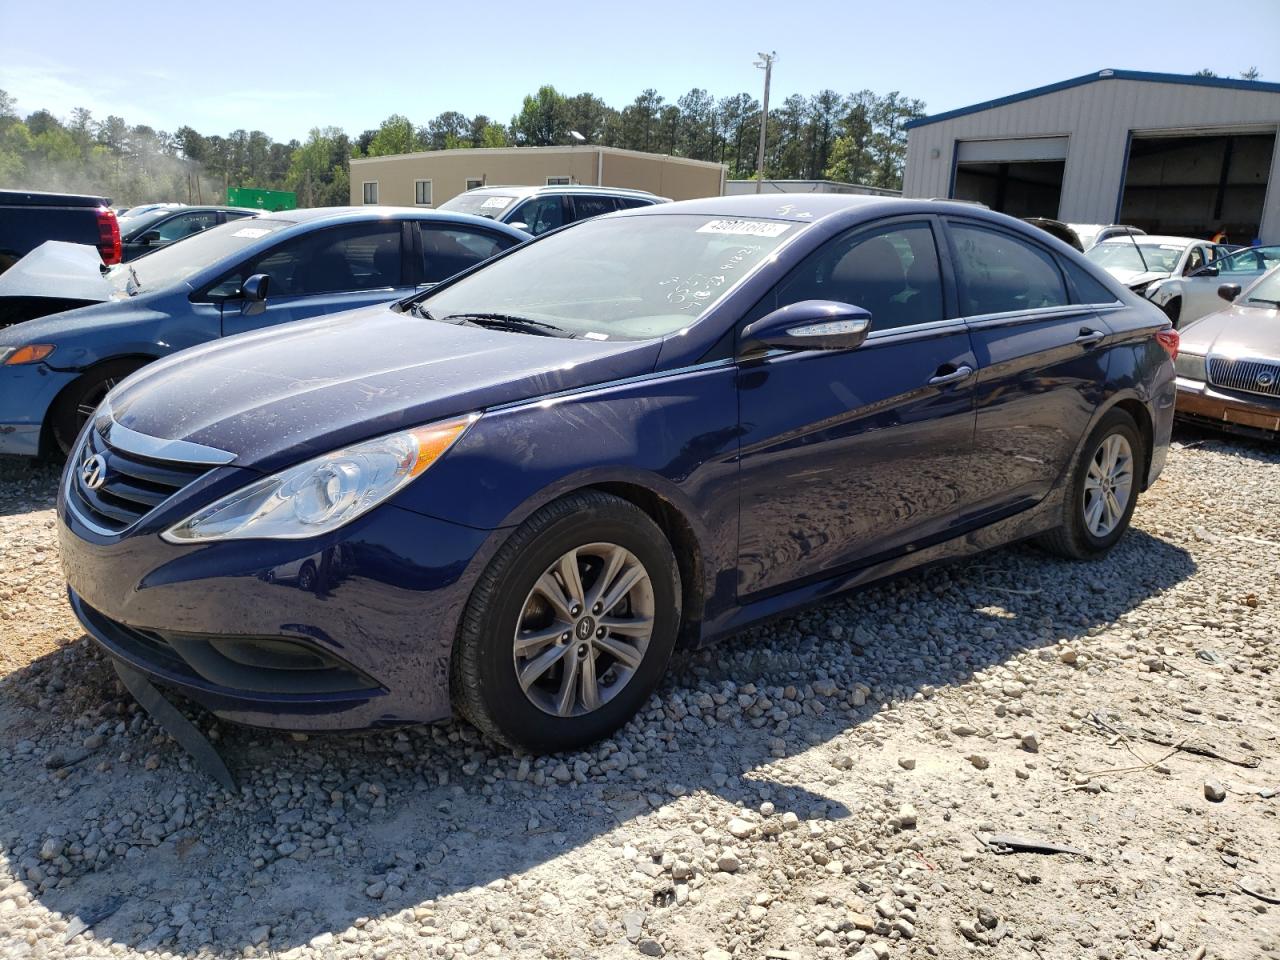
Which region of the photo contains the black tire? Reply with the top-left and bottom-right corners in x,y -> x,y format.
48,359 -> 147,456
450,491 -> 681,753
297,561 -> 317,593
1160,297 -> 1182,328
1036,408 -> 1143,560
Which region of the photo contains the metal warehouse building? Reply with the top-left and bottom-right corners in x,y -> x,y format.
902,69 -> 1280,244
349,146 -> 725,208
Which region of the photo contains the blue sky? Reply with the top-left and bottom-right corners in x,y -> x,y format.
2,0 -> 1277,142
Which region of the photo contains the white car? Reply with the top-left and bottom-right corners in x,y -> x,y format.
1069,223 -> 1145,250
1085,235 -> 1230,296
1147,244 -> 1280,328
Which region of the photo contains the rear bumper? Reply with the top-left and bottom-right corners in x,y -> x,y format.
59,498 -> 499,731
0,364 -> 77,456
1175,376 -> 1280,438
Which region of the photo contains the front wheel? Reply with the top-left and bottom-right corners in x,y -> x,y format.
48,360 -> 146,456
450,491 -> 681,753
1036,408 -> 1143,560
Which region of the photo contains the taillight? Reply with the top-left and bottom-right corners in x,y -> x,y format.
96,207 -> 121,265
1156,328 -> 1179,361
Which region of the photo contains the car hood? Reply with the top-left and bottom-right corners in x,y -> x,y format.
1106,267 -> 1172,288
107,304 -> 664,472
1179,302 -> 1280,360
0,241 -> 114,303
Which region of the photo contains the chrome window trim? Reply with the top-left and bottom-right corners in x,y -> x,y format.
962,303 -> 1100,328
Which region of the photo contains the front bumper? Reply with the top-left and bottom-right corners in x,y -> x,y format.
0,363 -> 78,456
59,496 -> 498,731
1175,376 -> 1280,438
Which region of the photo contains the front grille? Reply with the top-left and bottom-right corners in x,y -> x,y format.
70,426 -> 209,533
1207,356 -> 1280,399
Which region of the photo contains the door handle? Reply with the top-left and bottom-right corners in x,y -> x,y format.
928,363 -> 974,386
1075,329 -> 1105,347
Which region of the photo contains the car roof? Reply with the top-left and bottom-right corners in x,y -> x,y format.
223,206 -> 531,241
461,185 -> 662,200
122,205 -> 259,217
1098,234 -> 1198,246
618,193 -> 1002,223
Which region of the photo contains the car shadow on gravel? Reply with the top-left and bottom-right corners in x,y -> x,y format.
1171,422 -> 1280,464
0,525 -> 1195,955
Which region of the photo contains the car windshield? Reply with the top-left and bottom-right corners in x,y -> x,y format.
420,214 -> 802,339
1244,267 -> 1280,306
105,218 -> 292,294
436,193 -> 519,219
1086,241 -> 1185,274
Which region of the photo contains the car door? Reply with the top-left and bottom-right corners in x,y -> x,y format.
1185,245 -> 1280,322
214,220 -> 409,337
946,219 -> 1111,517
416,222 -> 521,286
735,217 -> 978,598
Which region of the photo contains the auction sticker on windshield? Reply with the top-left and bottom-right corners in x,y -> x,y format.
231,227 -> 272,239
696,219 -> 791,238
481,197 -> 513,209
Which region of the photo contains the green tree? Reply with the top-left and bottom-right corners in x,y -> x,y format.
511,86 -> 570,145
367,114 -> 421,157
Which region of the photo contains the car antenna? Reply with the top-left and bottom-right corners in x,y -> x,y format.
1126,230 -> 1150,273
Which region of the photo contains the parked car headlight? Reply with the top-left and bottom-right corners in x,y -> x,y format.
1174,352 -> 1206,381
162,414 -> 478,543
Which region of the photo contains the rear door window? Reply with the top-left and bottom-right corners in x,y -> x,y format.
419,225 -> 517,283
570,196 -> 619,221
949,222 -> 1067,315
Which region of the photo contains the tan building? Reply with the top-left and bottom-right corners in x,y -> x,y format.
349,146 -> 725,208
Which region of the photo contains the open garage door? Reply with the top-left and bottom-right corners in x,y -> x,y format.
1119,133 -> 1275,244
951,137 -> 1067,219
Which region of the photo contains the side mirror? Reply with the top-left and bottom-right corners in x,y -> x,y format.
1218,282 -> 1242,303
140,230 -> 161,244
740,300 -> 872,355
1194,265 -> 1219,278
240,273 -> 270,316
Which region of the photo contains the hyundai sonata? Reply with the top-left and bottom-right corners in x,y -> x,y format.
58,195 -> 1177,753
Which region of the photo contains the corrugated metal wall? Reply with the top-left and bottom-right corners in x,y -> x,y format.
903,77 -> 1280,241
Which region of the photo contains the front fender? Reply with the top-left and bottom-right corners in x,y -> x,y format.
1145,280 -> 1180,307
392,361 -> 743,613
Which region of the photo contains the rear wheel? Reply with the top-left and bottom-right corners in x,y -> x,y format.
1036,408 -> 1143,560
450,491 -> 680,752
48,359 -> 146,456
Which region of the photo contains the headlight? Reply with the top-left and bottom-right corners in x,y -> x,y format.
162,414 -> 478,543
1174,352 -> 1206,381
0,344 -> 56,365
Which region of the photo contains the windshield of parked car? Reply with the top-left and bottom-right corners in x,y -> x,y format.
1244,267 -> 1280,307
436,193 -> 520,219
1086,241 -> 1185,274
105,218 -> 293,294
420,214 -> 801,339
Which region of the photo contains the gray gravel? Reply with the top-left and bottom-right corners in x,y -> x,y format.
0,426 -> 1278,959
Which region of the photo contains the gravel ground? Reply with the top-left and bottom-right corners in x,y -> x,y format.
0,427 -> 1277,960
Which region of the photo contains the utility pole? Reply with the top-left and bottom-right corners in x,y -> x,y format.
753,51 -> 776,194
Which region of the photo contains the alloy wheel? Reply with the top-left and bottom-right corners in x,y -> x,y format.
512,542 -> 655,718
1082,433 -> 1133,538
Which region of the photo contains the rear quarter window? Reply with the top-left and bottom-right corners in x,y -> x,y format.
1060,258 -> 1119,304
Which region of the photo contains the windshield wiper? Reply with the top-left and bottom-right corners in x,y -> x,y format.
1246,297 -> 1280,307
442,312 -> 574,338
407,302 -> 436,319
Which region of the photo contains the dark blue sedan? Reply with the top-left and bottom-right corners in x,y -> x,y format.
57,195 -> 1177,753
0,207 -> 527,456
